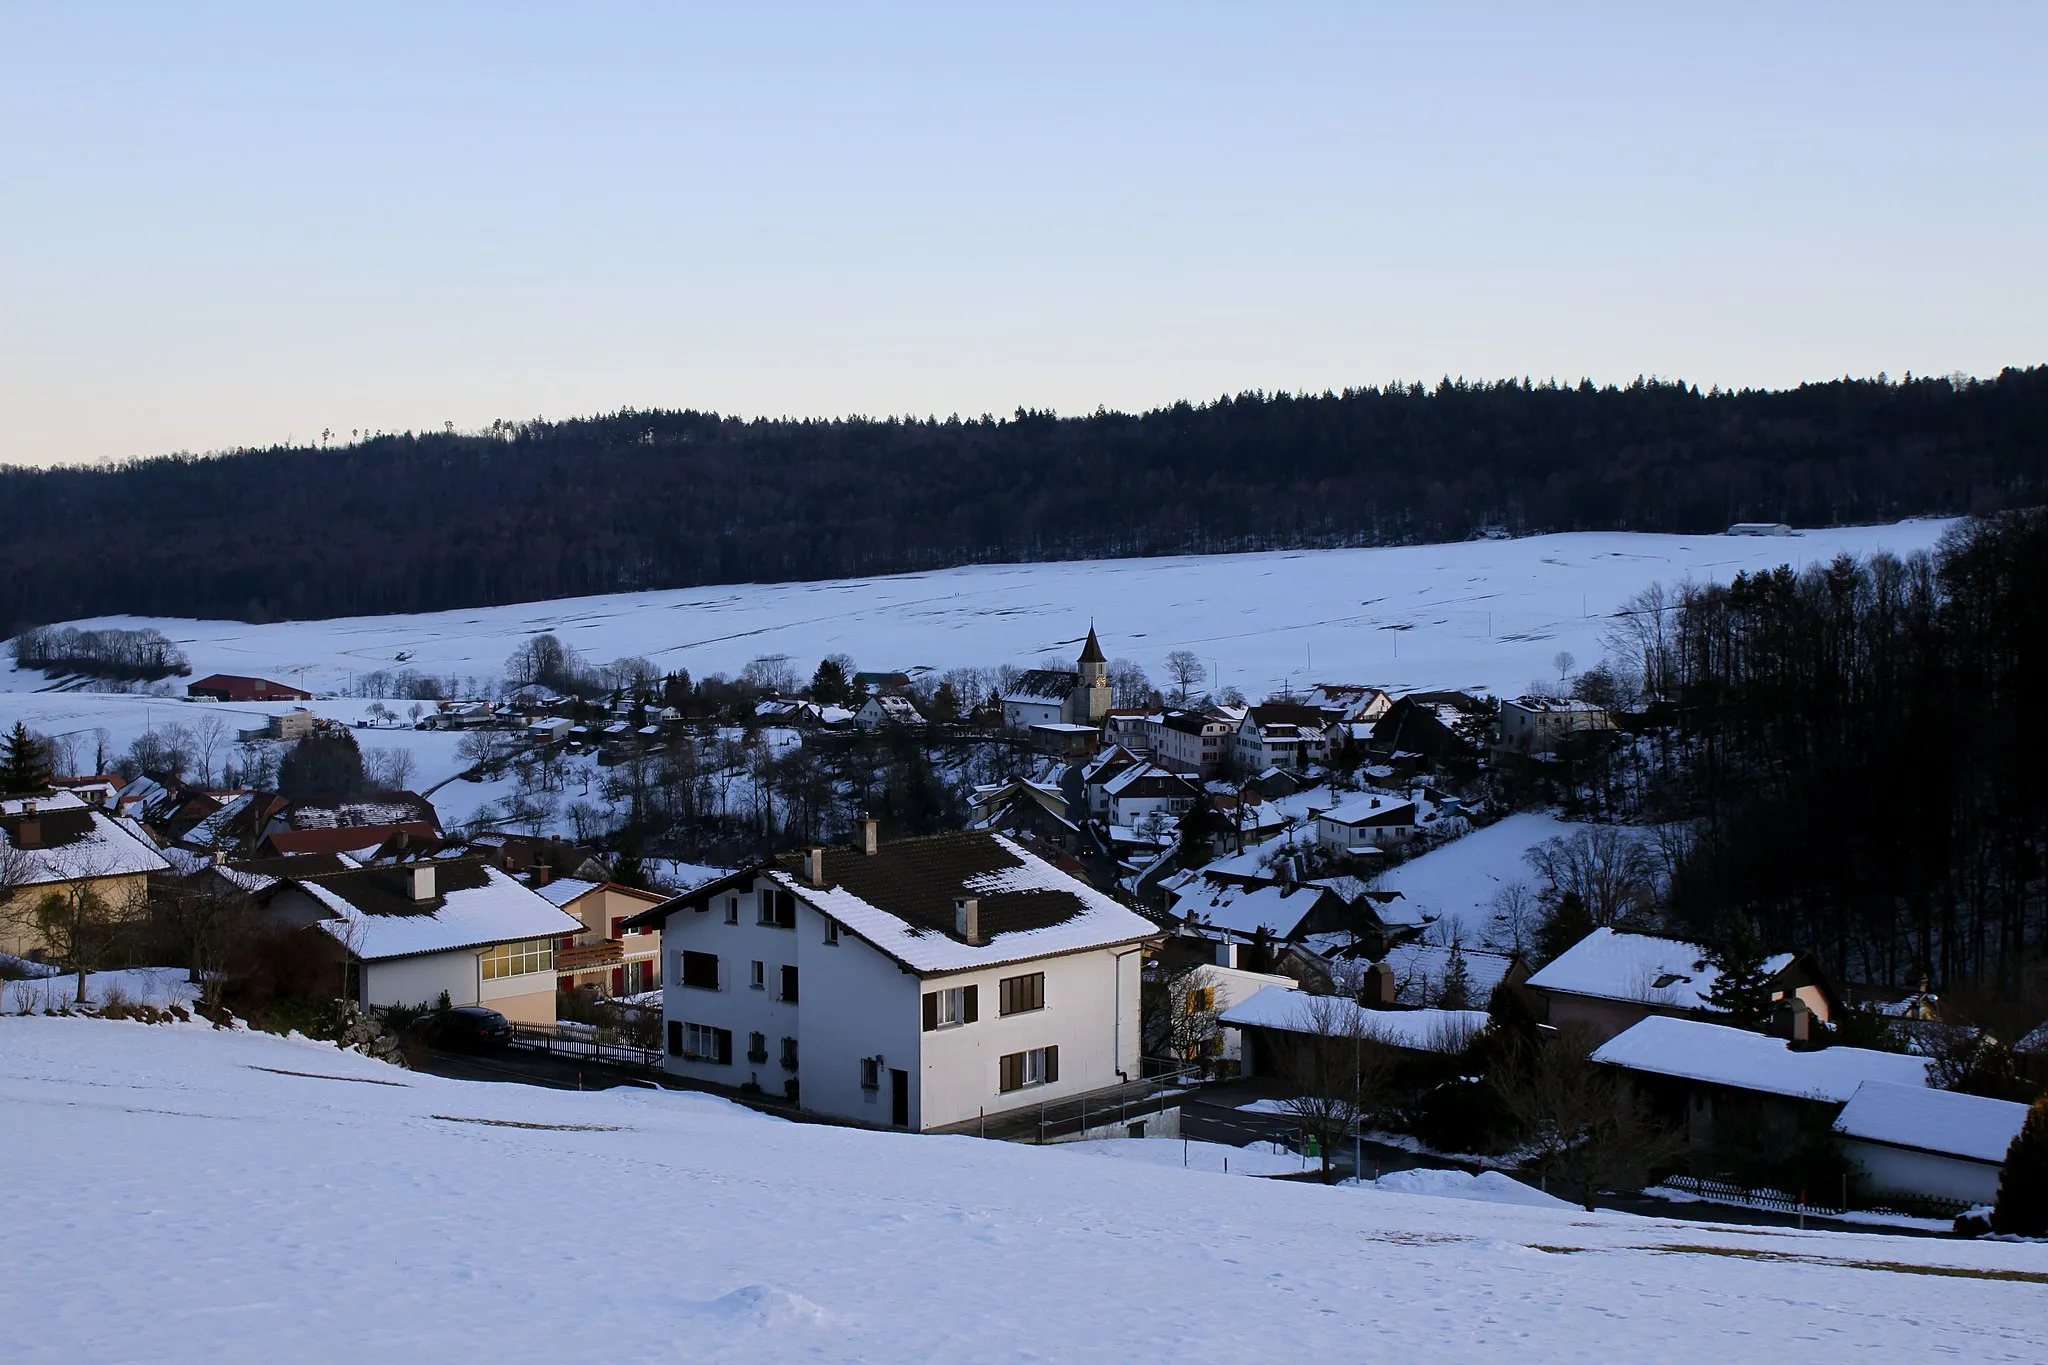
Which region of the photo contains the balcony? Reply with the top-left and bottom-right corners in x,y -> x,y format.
555,940 -> 624,973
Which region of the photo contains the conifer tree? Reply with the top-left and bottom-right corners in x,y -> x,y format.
1438,938 -> 1473,1010
1991,1097 -> 2048,1236
1,722 -> 53,795
1699,930 -> 1775,1031
1535,891 -> 1594,965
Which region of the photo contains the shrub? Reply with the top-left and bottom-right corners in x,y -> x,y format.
1991,1098 -> 2048,1236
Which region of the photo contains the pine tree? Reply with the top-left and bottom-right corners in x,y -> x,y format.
1535,891 -> 1593,965
810,658 -> 848,707
1438,939 -> 1473,1010
1,722 -> 53,795
609,844 -> 649,891
1699,931 -> 1775,1032
1991,1097 -> 2048,1236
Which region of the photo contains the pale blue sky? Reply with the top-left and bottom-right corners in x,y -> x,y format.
3,3 -> 2042,466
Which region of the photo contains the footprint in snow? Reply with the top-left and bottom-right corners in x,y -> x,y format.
683,1285 -> 834,1329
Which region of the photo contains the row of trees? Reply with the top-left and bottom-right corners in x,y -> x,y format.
9,626 -> 189,681
8,369 -> 2045,633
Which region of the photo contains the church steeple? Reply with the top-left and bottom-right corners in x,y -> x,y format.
1078,625 -> 1106,666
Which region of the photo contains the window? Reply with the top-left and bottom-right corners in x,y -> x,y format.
860,1057 -> 881,1091
481,937 -> 554,980
681,950 -> 720,990
779,964 -> 799,1003
823,918 -> 840,946
999,1045 -> 1058,1092
780,1036 -> 798,1071
922,984 -> 978,1030
747,1031 -> 769,1063
998,972 -> 1045,1016
1187,986 -> 1215,1013
723,897 -> 739,925
684,1023 -> 733,1064
750,960 -> 765,990
758,890 -> 795,929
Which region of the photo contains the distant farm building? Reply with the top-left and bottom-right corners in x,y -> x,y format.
187,673 -> 313,702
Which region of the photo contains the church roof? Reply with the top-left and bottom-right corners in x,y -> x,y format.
1078,627 -> 1106,665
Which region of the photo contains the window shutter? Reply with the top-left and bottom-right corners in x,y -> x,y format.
1000,1052 -> 1020,1092
716,1029 -> 733,1065
963,985 -> 978,1023
922,992 -> 939,1032
667,1021 -> 683,1056
1044,1046 -> 1059,1084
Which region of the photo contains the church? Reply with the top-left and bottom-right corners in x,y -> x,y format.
999,628 -> 1113,731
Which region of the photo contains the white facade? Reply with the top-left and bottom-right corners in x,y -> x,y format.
1837,1140 -> 2004,1207
652,846 -> 1152,1132
1315,796 -> 1417,852
1496,698 -> 1613,756
1001,697 -> 1065,731
1153,713 -> 1233,776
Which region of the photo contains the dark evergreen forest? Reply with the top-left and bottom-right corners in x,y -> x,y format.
4,368 -> 2045,634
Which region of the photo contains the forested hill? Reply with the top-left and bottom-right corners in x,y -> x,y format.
5,368 -> 2046,632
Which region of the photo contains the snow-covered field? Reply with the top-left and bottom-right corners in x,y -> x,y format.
3,1017 -> 2041,1363
6,521 -> 1952,705
1376,811 -> 1578,942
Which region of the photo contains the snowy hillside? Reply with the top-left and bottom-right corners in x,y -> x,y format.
4,521 -> 1952,704
2,1017 -> 2039,1363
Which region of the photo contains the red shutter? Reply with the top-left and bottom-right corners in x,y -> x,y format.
922,992 -> 939,1032
610,966 -> 625,994
962,984 -> 978,1023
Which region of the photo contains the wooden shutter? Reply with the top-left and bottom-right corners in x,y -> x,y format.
962,984 -> 978,1023
1000,1052 -> 1021,1091
922,992 -> 939,1032
1044,1046 -> 1059,1084
666,1020 -> 683,1056
715,1028 -> 733,1065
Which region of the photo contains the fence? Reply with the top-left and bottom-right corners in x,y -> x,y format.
1661,1173 -> 1971,1222
1022,1063 -> 1201,1143
508,1022 -> 662,1070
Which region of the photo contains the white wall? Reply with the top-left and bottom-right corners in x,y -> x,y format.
1003,699 -> 1063,731
795,900 -> 921,1126
1195,965 -> 1296,1065
363,951 -> 478,1012
1840,1140 -> 2003,1207
659,879 -> 804,1095
916,946 -> 1143,1131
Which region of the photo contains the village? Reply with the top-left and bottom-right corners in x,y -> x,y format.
5,617 -> 2042,1237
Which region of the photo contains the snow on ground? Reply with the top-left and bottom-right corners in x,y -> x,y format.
4,1016 -> 2043,1363
4,522 -> 1952,705
1375,810 -> 1578,943
1363,1167 -> 1574,1209
1,965 -> 199,1012
1061,1135 -> 1309,1177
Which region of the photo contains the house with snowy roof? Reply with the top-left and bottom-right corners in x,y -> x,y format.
1221,985 -> 1489,1080
535,876 -> 670,998
0,791 -> 172,959
1100,763 -> 1202,830
855,694 -> 925,729
1152,709 -> 1236,777
620,823 -> 1157,1131
258,856 -> 584,1025
1233,704 -> 1336,772
1495,696 -> 1615,758
1375,941 -> 1529,1010
1831,1080 -> 2030,1208
1303,684 -> 1393,724
1314,792 -> 1419,855
1526,927 -> 1839,1042
966,780 -> 1081,853
1592,1014 -> 1931,1155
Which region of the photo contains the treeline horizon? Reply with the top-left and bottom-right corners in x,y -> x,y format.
4,366 -> 2046,634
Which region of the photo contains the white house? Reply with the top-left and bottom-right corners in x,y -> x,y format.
1526,927 -> 1839,1041
855,694 -> 925,729
625,824 -> 1157,1131
527,716 -> 573,743
1234,704 -> 1335,771
1315,792 -> 1419,854
265,857 -> 584,1024
998,629 -> 1113,732
1303,684 -> 1392,723
1831,1080 -> 2029,1208
1101,763 -> 1202,829
1152,710 -> 1235,776
1495,697 -> 1613,757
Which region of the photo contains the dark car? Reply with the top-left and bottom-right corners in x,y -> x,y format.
418,1005 -> 514,1052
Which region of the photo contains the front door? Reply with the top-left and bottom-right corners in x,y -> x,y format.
890,1068 -> 910,1128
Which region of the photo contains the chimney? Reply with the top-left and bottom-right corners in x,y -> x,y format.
806,847 -> 827,887
532,864 -> 552,888
859,815 -> 879,855
408,864 -> 436,903
17,816 -> 42,850
954,897 -> 981,945
1364,961 -> 1396,1007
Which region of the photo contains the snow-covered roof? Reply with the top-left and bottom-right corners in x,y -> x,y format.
753,832 -> 1155,976
1832,1080 -> 2028,1164
1526,927 -> 1796,1012
1592,1016 -> 1928,1103
294,860 -> 584,962
0,800 -> 172,886
1103,763 -> 1197,797
1379,941 -> 1519,1006
532,876 -> 603,907
1170,877 -> 1329,939
1221,986 -> 1488,1053
1001,670 -> 1077,705
1321,792 -> 1417,827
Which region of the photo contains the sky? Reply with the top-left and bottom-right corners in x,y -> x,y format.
2,2 -> 2043,467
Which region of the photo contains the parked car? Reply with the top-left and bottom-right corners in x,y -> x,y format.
416,1006 -> 514,1052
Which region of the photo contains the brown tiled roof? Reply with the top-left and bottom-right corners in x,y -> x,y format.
772,831 -> 1085,942
260,823 -> 439,857
0,807 -> 98,849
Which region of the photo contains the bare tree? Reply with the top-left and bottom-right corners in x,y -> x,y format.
1494,1023 -> 1682,1210
1106,658 -> 1155,709
148,873 -> 255,1011
1142,958 -> 1222,1068
1552,650 -> 1577,684
456,727 -> 510,771
1487,880 -> 1542,956
1276,996 -> 1398,1183
1525,826 -> 1658,929
1164,651 -> 1206,705
366,747 -> 418,791
8,849 -> 136,1005
193,715 -> 228,787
